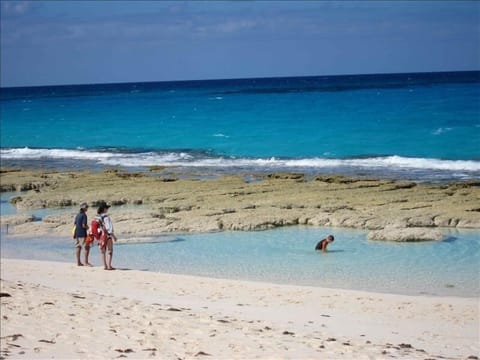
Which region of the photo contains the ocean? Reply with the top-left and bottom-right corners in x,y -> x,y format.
1,71 -> 480,182
1,72 -> 480,297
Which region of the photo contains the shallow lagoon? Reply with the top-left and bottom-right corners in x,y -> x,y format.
1,226 -> 478,297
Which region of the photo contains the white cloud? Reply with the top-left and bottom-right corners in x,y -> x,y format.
2,1 -> 32,16
216,19 -> 256,34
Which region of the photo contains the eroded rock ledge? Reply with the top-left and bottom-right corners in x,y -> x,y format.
1,167 -> 479,242
368,227 -> 445,242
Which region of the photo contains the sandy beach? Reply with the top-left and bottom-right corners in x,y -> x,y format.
1,258 -> 479,360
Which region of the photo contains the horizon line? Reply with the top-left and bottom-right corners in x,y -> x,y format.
2,69 -> 479,90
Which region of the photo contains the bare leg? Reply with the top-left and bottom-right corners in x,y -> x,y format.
76,246 -> 83,266
84,245 -> 92,266
107,238 -> 114,270
101,249 -> 108,270
107,251 -> 113,269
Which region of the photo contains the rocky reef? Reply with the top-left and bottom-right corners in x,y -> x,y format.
1,167 -> 479,242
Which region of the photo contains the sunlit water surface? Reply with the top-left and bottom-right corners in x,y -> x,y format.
1,226 -> 478,297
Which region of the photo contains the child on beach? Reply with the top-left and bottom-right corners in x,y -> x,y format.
93,202 -> 117,270
315,235 -> 334,253
73,202 -> 92,266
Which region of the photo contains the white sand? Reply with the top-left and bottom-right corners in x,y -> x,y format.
1,258 -> 478,359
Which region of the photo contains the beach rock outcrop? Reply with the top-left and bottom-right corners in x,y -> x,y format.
367,227 -> 444,242
1,168 -> 479,239
0,214 -> 36,227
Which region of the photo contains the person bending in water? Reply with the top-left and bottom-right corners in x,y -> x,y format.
315,235 -> 334,253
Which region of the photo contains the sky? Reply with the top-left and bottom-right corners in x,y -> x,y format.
1,0 -> 479,87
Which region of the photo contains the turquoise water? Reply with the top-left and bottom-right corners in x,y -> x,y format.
1,227 -> 479,297
1,72 -> 479,298
0,192 -> 75,218
1,71 -> 480,182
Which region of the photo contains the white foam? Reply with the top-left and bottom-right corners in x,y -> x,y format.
432,127 -> 452,135
0,147 -> 192,164
1,148 -> 479,172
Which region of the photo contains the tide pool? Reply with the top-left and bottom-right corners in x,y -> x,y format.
1,226 -> 478,297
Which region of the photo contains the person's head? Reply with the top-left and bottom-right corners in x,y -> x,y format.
97,201 -> 111,214
327,235 -> 334,242
80,202 -> 89,212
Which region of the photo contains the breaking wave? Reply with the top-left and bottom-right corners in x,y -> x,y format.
2,147 -> 479,173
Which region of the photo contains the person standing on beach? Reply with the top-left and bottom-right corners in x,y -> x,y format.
94,202 -> 117,270
315,235 -> 334,253
73,202 -> 91,266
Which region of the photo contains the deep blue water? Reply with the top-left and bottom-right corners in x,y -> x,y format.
1,71 -> 479,181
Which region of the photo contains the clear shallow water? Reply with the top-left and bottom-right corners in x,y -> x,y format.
1,227 -> 479,297
0,191 -> 74,217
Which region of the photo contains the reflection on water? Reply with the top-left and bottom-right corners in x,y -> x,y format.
442,236 -> 458,243
1,227 -> 479,297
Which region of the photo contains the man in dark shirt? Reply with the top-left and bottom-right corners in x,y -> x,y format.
73,202 -> 91,266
